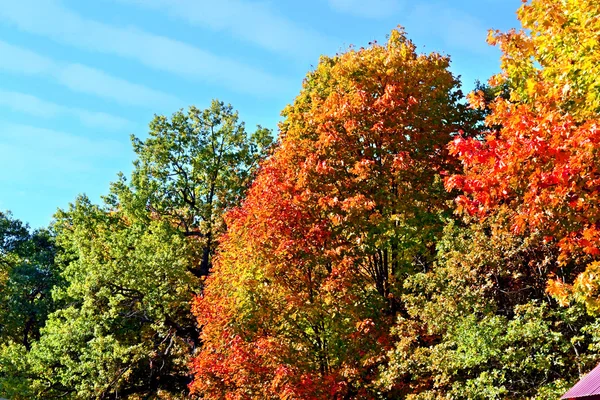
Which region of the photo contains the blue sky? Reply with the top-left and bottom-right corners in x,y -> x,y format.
0,0 -> 521,228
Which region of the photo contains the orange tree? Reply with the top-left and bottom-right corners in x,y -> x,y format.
446,0 -> 600,312
371,3 -> 600,397
190,28 -> 480,399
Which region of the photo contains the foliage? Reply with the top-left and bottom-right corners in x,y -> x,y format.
428,1 -> 600,397
13,196 -> 199,399
111,100 -> 273,277
0,102 -> 272,399
0,211 -> 60,350
446,0 -> 600,316
4,1 -> 600,398
379,221 -> 598,399
190,28 -> 479,399
487,0 -> 600,120
0,212 -> 62,399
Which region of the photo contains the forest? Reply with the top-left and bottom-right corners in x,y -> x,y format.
1,0 -> 600,398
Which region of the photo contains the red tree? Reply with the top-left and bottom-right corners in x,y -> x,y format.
191,28 -> 478,399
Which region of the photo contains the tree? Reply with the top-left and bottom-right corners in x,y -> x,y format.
486,0 -> 600,121
113,100 -> 273,277
437,1 -> 600,396
378,220 -> 598,399
446,0 -> 600,314
190,28 -> 480,399
0,212 -> 62,400
2,101 -> 273,399
0,211 -> 60,350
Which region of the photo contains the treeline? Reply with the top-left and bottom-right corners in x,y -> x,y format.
0,102 -> 274,399
2,0 -> 600,398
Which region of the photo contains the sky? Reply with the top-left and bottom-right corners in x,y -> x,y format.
0,0 -> 522,228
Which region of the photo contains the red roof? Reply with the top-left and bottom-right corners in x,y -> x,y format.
562,363 -> 600,399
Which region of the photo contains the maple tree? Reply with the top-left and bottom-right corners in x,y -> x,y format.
3,1 -> 600,398
487,0 -> 600,120
446,0 -> 600,314
371,1 -> 600,397
190,28 -> 480,399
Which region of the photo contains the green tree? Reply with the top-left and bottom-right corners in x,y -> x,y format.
0,211 -> 60,350
1,101 -> 273,399
379,220 -> 598,399
0,212 -> 62,399
116,100 -> 273,277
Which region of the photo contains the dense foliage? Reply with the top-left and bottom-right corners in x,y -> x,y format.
0,102 -> 272,399
189,29 -> 479,399
2,0 -> 600,398
0,212 -> 60,351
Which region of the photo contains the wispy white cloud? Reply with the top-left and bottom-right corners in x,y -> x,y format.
0,89 -> 133,131
0,41 -> 55,75
114,0 -> 336,60
327,0 -> 404,19
0,122 -> 125,182
54,64 -> 184,110
0,0 -> 295,95
0,40 -> 183,109
0,122 -> 129,227
406,3 -> 492,56
325,0 -> 491,56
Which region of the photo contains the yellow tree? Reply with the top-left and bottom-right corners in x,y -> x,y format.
487,0 -> 600,120
449,0 -> 600,315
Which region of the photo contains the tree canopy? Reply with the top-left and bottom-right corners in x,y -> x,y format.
3,1 -> 600,399
190,28 -> 480,399
0,102 -> 273,399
